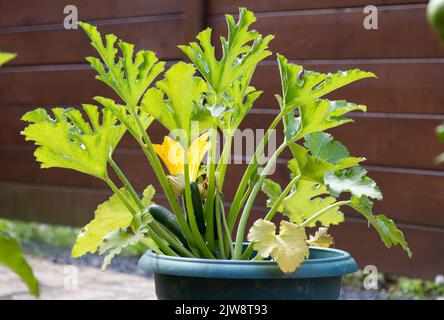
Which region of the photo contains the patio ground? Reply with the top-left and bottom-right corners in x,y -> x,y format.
0,255 -> 380,300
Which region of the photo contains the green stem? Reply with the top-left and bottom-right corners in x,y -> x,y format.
300,201 -> 351,228
184,159 -> 215,259
104,177 -> 137,215
147,229 -> 178,256
216,130 -> 234,188
214,192 -> 226,259
232,141 -> 288,259
152,222 -> 195,258
227,112 -> 284,231
129,110 -> 196,249
219,194 -> 234,258
240,174 -> 300,260
108,156 -> 143,209
204,126 -> 217,251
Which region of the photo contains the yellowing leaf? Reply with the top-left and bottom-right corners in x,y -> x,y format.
307,227 -> 334,248
72,185 -> 155,258
247,219 -> 309,273
283,180 -> 344,227
22,106 -> 125,180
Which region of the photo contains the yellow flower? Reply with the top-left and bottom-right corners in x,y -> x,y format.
153,133 -> 210,182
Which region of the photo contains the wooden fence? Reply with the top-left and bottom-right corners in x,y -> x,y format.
0,0 -> 443,278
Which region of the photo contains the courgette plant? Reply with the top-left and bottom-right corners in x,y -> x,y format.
1,53 -> 39,296
22,8 -> 411,273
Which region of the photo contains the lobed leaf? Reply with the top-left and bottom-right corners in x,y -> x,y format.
180,8 -> 273,96
79,22 -> 165,106
349,196 -> 411,257
324,167 -> 382,200
141,62 -> 208,143
283,180 -> 344,227
288,135 -> 364,183
307,227 -> 334,248
72,185 -> 155,259
277,54 -> 376,111
22,106 -> 125,180
248,219 -> 309,273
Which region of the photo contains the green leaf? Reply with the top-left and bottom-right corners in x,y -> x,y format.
349,196 -> 411,257
247,219 -> 309,273
283,180 -> 344,227
179,8 -> 273,96
0,52 -> 16,67
141,62 -> 207,143
277,54 -> 376,111
262,178 -> 283,210
436,123 -> 444,163
22,105 -> 125,180
324,167 -> 382,200
94,96 -> 153,139
289,142 -> 364,183
304,132 -> 350,164
79,22 -> 165,106
0,221 -> 39,296
437,123 -> 444,143
298,99 -> 366,137
72,185 -> 155,258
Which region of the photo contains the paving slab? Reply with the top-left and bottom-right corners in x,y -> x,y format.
0,256 -> 156,300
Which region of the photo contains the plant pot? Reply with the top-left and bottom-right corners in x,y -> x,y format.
138,246 -> 357,300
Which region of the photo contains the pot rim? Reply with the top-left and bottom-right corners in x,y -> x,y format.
138,246 -> 358,279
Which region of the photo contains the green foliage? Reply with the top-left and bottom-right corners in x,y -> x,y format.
20,8 -> 411,273
0,52 -> 16,66
79,22 -> 164,106
21,106 -> 125,180
349,196 -> 411,257
436,123 -> 444,163
277,54 -> 375,112
141,62 -> 209,143
179,8 -> 273,96
324,167 -> 382,200
72,186 -> 155,267
283,180 -> 344,227
288,134 -> 364,183
0,220 -> 39,296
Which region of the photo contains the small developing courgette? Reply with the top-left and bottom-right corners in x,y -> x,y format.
190,182 -> 206,234
148,204 -> 187,246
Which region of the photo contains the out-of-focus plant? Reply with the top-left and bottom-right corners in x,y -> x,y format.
22,8 -> 410,273
428,0 -> 444,162
0,53 -> 39,296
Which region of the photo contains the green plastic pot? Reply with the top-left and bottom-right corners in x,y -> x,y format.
138,246 -> 357,300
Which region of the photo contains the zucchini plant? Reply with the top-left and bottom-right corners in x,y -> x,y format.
22,8 -> 411,273
1,52 -> 39,296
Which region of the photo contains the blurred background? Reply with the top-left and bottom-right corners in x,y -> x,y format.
0,0 -> 443,283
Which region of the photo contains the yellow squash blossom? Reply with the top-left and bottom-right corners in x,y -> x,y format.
153,133 -> 210,183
